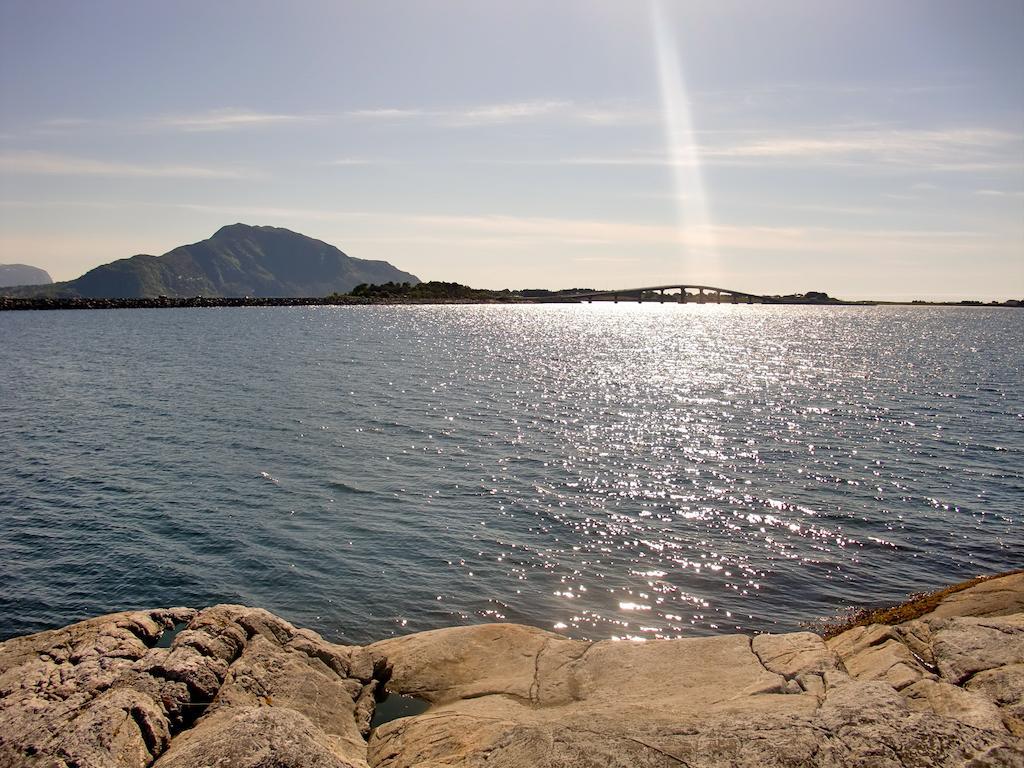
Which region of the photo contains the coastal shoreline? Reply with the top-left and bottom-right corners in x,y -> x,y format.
2,571 -> 1022,766
2,295 -> 1021,311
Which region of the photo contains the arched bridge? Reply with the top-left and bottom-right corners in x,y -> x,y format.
561,285 -> 769,304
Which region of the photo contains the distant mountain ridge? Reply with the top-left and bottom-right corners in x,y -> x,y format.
3,224 -> 418,298
0,264 -> 52,288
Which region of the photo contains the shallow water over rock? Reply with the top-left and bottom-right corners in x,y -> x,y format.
369,692 -> 431,729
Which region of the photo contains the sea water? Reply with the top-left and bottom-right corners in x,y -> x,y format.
1,304 -> 1021,643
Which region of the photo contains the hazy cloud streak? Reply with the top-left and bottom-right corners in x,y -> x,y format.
7,198 -> 994,253
150,109 -> 317,132
563,127 -> 1023,171
35,109 -> 318,134
345,100 -> 649,126
0,150 -> 255,179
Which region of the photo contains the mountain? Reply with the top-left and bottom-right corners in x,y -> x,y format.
0,264 -> 53,288
4,224 -> 418,298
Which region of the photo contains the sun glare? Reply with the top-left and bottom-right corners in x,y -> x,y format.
650,0 -> 720,285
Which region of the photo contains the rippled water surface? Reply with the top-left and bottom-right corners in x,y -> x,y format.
1,305 -> 1021,643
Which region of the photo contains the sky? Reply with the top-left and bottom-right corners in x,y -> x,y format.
0,0 -> 1021,300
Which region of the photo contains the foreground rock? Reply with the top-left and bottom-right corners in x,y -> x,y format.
1,574 -> 1022,767
0,606 -> 387,768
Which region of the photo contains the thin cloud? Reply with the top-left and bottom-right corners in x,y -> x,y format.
152,109 -> 316,132
571,255 -> 644,263
324,157 -> 391,166
345,100 -> 648,127
35,118 -> 97,132
704,128 -> 1015,160
168,203 -> 375,220
563,127 -> 1023,172
974,189 -> 1024,197
783,203 -> 891,217
451,100 -> 571,125
32,99 -> 647,136
346,108 -> 427,120
0,150 -> 254,179
36,109 -> 317,134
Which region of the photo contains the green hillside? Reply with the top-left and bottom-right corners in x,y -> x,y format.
3,224 -> 419,298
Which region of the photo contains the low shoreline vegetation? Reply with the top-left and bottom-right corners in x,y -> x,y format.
340,281 -> 520,302
809,568 -> 1024,639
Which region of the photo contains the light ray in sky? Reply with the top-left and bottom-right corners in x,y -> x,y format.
650,0 -> 719,283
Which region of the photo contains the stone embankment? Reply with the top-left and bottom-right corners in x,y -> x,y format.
0,296 -> 536,311
0,296 -> 370,311
1,573 -> 1022,767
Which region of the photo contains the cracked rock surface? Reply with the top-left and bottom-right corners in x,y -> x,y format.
0,605 -> 386,768
2,572 -> 1023,767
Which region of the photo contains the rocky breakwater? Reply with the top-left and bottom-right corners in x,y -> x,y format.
0,296 -> 368,311
1,574 -> 1023,768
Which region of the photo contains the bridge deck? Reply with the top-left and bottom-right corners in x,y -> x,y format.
563,285 -> 766,301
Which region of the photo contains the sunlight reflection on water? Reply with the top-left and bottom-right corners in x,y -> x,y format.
1,304 -> 1021,643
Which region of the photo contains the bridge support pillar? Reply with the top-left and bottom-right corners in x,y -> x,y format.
731,293 -> 738,304
638,292 -> 643,303
698,289 -> 705,304
613,293 -> 618,304
679,290 -> 686,304
659,289 -> 665,303
715,291 -> 721,304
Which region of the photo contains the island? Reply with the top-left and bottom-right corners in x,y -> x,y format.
0,224 -> 419,301
0,264 -> 52,288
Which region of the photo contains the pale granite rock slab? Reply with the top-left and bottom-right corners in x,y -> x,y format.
3,571 -> 1024,767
